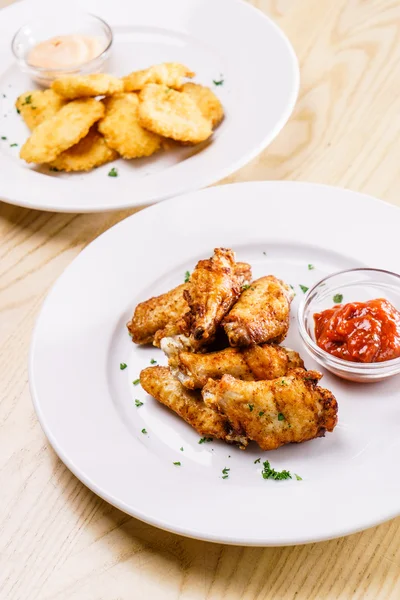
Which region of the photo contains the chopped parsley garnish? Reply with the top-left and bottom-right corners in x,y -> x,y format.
213,76 -> 224,86
258,411 -> 264,417
1,136 -> 6,140
180,447 -> 184,451
133,379 -> 140,385
263,251 -> 267,256
22,95 -> 32,105
134,399 -> 143,407
242,283 -> 250,291
31,106 -> 37,110
278,412 -> 285,421
333,293 -> 343,304
184,270 -> 190,283
280,379 -> 287,386
10,143 -> 18,147
173,461 -> 181,466
120,362 -> 127,370
16,108 -> 20,114
222,467 -> 230,479
254,458 -> 261,464
299,285 -> 309,293
108,167 -> 118,177
141,428 -> 147,434
295,474 -> 303,481
199,437 -> 213,444
150,358 -> 157,364
308,264 -> 315,270
248,404 -> 254,412
262,461 -> 292,481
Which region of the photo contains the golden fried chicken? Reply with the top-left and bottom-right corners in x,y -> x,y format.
138,84 -> 213,144
168,344 -> 304,389
202,369 -> 338,451
223,275 -> 295,347
20,99 -> 105,164
123,63 -> 194,92
99,93 -> 162,159
16,89 -> 67,130
51,74 -> 123,99
140,366 -> 248,446
181,248 -> 249,348
48,127 -> 118,172
181,83 -> 224,129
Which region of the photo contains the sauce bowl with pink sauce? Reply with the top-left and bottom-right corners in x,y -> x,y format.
11,12 -> 113,86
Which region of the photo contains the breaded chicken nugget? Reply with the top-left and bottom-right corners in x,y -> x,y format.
98,93 -> 162,159
123,62 -> 194,92
51,74 -> 123,99
138,84 -> 212,144
181,83 -> 224,129
16,89 -> 67,130
48,127 -> 118,172
20,99 -> 105,164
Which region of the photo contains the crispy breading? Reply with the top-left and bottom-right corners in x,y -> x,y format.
16,89 -> 67,130
138,84 -> 213,144
223,275 -> 295,347
123,63 -> 194,92
140,366 -> 248,447
169,344 -> 304,389
202,369 -> 338,451
20,99 -> 105,164
51,74 -> 123,99
181,83 -> 224,129
98,93 -> 162,159
48,127 -> 118,172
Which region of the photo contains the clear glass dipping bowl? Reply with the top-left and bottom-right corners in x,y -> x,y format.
297,268 -> 400,382
11,12 -> 113,87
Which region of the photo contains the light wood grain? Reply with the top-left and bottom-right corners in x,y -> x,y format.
2,0 -> 400,598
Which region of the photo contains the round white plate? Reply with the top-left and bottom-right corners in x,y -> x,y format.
0,0 -> 298,213
29,182 -> 400,545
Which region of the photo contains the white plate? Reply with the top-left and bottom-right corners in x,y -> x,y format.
29,182 -> 400,545
0,0 -> 298,213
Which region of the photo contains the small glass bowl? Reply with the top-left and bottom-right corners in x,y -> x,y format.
297,268 -> 400,382
12,12 -> 113,87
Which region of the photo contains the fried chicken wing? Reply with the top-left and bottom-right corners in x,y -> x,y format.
140,366 -> 248,446
223,275 -> 295,347
123,63 -> 194,92
138,84 -> 213,144
181,248 -> 249,348
51,74 -> 123,99
98,93 -> 162,159
202,369 -> 338,450
20,99 -> 105,164
48,127 -> 118,172
168,344 -> 304,389
181,83 -> 224,129
16,89 -> 67,130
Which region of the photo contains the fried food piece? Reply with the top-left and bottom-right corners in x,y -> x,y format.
20,99 -> 105,164
181,83 -> 224,129
181,248 -> 247,348
48,127 -> 118,172
140,366 -> 247,447
202,369 -> 338,451
16,89 -> 67,130
123,63 -> 194,92
98,93 -> 162,159
51,74 -> 123,99
169,344 -> 304,389
138,84 -> 213,144
223,276 -> 295,347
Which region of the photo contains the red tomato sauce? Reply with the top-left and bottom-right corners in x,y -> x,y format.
314,298 -> 400,363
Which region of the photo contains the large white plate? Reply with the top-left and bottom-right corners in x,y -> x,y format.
29,182 -> 400,545
0,0 -> 298,213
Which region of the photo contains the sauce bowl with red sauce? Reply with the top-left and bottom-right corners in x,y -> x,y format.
298,268 -> 400,382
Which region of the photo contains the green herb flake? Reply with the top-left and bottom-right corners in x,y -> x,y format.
141,428 -> 147,434
108,167 -> 118,177
308,264 -> 315,270
184,270 -> 190,283
280,379 -> 287,386
150,358 -> 157,364
134,399 -> 143,407
10,143 -> 18,147
133,379 -> 140,385
295,474 -> 303,481
213,76 -> 224,86
242,283 -> 250,291
333,293 -> 343,304
199,437 -> 213,444
180,447 -> 184,451
173,461 -> 181,466
222,467 -> 230,479
31,106 -> 37,110
1,136 -> 6,140
262,460 -> 292,481
263,251 -> 267,256
120,362 -> 127,370
16,108 -> 20,114
254,458 -> 261,464
248,404 -> 254,412
258,411 -> 264,417
278,412 -> 285,421
299,285 -> 309,293
22,95 -> 32,105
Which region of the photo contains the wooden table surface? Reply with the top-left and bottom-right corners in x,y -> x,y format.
2,0 -> 400,598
